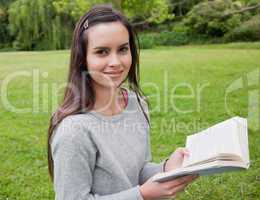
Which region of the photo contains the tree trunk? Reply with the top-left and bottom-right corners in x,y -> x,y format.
222,3 -> 260,18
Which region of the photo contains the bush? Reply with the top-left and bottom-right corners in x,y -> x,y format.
224,14 -> 260,42
183,0 -> 243,37
138,33 -> 156,49
154,31 -> 190,46
138,30 -> 190,48
138,23 -> 209,48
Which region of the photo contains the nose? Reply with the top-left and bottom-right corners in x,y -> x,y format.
108,53 -> 121,68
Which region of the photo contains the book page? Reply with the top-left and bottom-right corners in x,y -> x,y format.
235,117 -> 250,167
182,117 -> 243,167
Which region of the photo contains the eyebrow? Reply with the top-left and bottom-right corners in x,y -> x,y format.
93,42 -> 129,50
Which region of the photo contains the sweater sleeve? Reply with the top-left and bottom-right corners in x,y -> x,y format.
51,117 -> 144,200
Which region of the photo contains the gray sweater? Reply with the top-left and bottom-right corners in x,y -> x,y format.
51,90 -> 164,200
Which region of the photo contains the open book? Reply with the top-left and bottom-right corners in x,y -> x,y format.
152,116 -> 250,182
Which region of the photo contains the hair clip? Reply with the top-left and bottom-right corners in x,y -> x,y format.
83,19 -> 88,30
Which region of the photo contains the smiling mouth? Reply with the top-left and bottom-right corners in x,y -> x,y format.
103,70 -> 123,77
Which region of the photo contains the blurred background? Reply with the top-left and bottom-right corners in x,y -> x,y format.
0,0 -> 260,51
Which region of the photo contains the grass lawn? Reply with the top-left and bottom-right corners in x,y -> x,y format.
0,42 -> 259,199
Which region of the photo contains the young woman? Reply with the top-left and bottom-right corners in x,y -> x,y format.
47,4 -> 198,200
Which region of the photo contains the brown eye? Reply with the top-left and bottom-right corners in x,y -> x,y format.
96,49 -> 108,56
119,46 -> 129,54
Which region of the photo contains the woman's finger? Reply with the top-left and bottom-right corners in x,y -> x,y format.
165,182 -> 189,197
176,147 -> 190,156
164,175 -> 198,188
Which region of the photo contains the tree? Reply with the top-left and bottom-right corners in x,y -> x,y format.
168,0 -> 201,18
7,0 -> 173,50
53,0 -> 174,27
222,3 -> 260,18
0,0 -> 15,8
52,0 -> 98,22
122,0 -> 173,25
8,0 -> 74,50
0,0 -> 15,47
183,0 -> 244,37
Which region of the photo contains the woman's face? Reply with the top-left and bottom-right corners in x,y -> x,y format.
86,21 -> 132,89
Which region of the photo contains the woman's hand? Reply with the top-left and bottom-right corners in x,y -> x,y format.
139,147 -> 198,200
139,174 -> 198,200
164,147 -> 189,172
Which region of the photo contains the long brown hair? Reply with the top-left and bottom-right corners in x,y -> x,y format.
47,4 -> 149,181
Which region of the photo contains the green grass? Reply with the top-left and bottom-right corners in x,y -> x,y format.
0,43 -> 259,199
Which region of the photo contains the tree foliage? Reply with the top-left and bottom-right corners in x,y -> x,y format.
0,0 -> 15,47
168,0 -> 201,17
6,0 -> 174,50
52,0 -> 98,22
1,0 -> 260,50
122,0 -> 173,24
8,0 -> 74,50
183,0 -> 244,37
225,13 -> 260,41
0,6 -> 9,46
